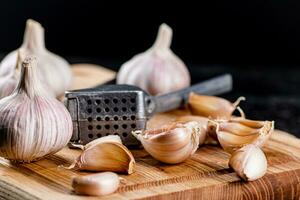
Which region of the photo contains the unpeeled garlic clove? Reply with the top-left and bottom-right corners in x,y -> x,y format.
72,172 -> 121,196
67,136 -> 135,174
0,19 -> 72,98
133,121 -> 202,164
175,115 -> 208,145
0,55 -> 73,162
188,93 -> 245,120
117,23 -> 190,95
208,118 -> 274,153
229,144 -> 267,181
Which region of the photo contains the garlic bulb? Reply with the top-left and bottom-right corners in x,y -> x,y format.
0,56 -> 73,162
188,93 -> 245,120
208,118 -> 274,153
0,50 -> 22,98
67,135 -> 135,174
117,23 -> 190,95
0,19 -> 72,97
133,121 -> 202,164
72,172 -> 121,196
229,144 -> 267,181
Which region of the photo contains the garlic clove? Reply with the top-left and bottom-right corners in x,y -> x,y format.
188,93 -> 245,119
117,23 -> 190,95
72,172 -> 120,196
176,115 -> 208,145
0,19 -> 72,98
0,55 -> 73,162
67,136 -> 135,174
133,121 -> 202,164
217,131 -> 260,153
229,144 -> 267,181
208,119 -> 274,153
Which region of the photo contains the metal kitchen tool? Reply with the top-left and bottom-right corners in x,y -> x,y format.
65,74 -> 232,146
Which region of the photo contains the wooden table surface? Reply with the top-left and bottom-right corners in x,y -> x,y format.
0,64 -> 299,200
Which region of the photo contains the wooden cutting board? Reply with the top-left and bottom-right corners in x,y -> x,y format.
0,64 -> 300,200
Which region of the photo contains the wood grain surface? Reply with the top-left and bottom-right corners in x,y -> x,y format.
0,65 -> 299,200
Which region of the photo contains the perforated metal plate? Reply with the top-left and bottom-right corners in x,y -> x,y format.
65,85 -> 147,146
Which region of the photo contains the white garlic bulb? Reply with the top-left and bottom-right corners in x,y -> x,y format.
0,19 -> 72,97
229,144 -> 268,181
133,121 -> 203,164
0,56 -> 73,162
117,23 -> 190,95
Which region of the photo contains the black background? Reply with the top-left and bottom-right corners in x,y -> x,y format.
0,1 -> 300,135
1,0 -> 300,65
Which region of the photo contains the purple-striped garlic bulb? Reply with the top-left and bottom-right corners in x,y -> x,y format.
0,55 -> 72,162
117,23 -> 190,95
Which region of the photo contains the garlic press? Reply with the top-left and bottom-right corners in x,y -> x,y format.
65,74 -> 232,146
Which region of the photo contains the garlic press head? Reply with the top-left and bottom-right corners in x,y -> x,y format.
65,85 -> 153,146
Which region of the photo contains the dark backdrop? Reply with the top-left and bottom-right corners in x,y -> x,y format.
1,0 -> 300,65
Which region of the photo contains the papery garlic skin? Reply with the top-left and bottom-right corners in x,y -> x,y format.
0,56 -> 73,162
133,121 -> 201,164
0,19 -> 72,98
229,144 -> 267,181
72,172 -> 120,196
117,23 -> 190,95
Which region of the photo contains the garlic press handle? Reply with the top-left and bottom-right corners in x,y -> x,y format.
152,74 -> 233,114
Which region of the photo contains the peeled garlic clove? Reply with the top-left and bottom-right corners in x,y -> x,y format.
229,144 -> 267,181
72,172 -> 120,196
0,19 -> 72,97
188,93 -> 245,119
117,23 -> 190,95
176,115 -> 208,145
68,136 -> 135,174
133,121 -> 202,164
0,55 -> 73,162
